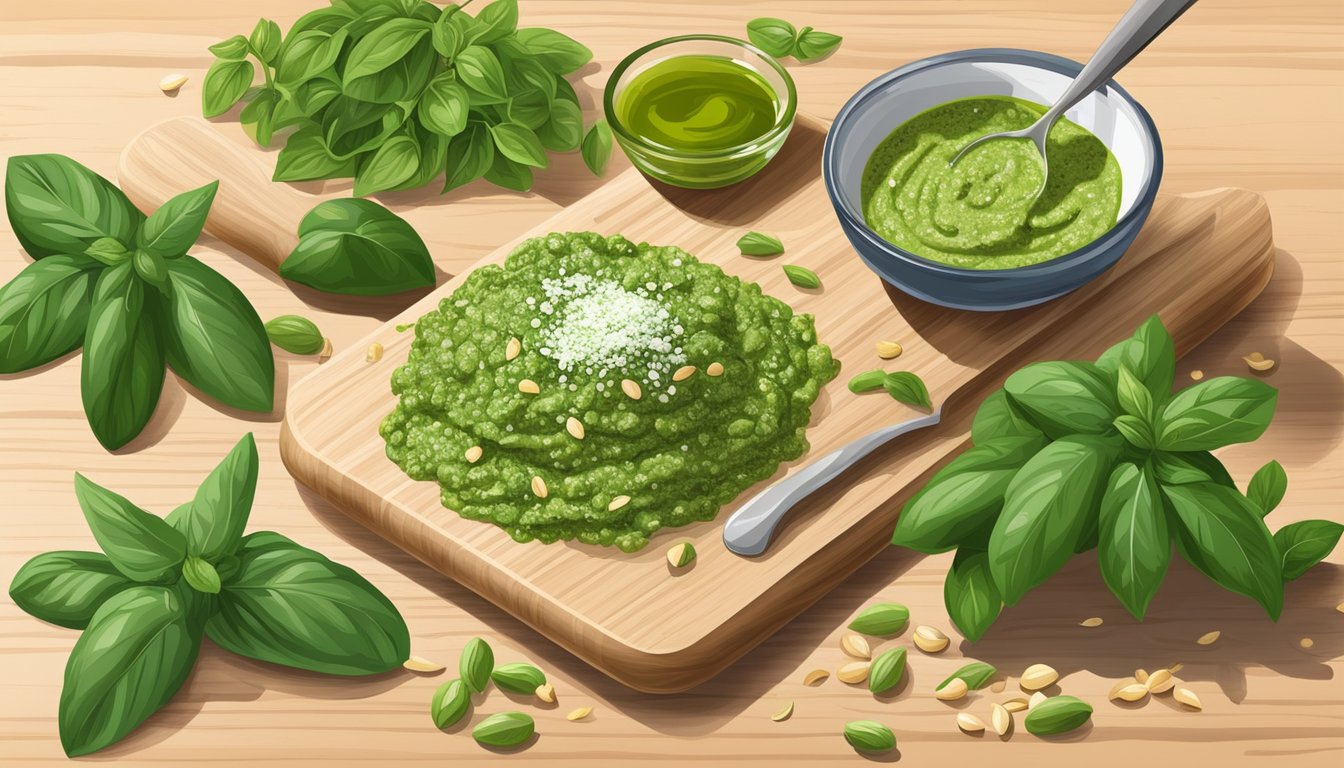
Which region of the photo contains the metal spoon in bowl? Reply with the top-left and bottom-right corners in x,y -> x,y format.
949,0 -> 1198,200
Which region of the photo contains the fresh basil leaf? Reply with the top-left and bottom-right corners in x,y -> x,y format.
746,17 -> 797,58
208,35 -> 250,60
74,473 -> 185,582
80,262 -> 166,450
264,315 -> 325,355
240,88 -> 279,149
132,248 -> 169,288
1097,462 -> 1168,619
161,256 -> 274,412
181,555 -> 222,594
8,551 -> 132,629
58,586 -> 200,757
1096,314 -> 1175,403
883,371 -> 931,409
205,531 -> 410,675
514,27 -> 592,74
431,5 -> 467,58
455,45 -> 508,100
0,254 -> 101,373
508,56 -> 557,100
1004,360 -> 1119,438
943,548 -> 1002,642
137,181 -> 217,259
342,19 -> 436,104
289,74 -> 343,118
202,59 -> 255,117
970,389 -> 1043,444
292,5 -> 357,36
576,119 -> 613,176
1164,482 -> 1284,620
473,0 -> 518,43
794,28 -> 843,61
506,87 -> 551,131
388,121 -> 448,192
1152,450 -> 1235,487
248,18 -> 282,63
989,435 -> 1120,604
282,198 -> 435,295
5,154 -> 144,258
893,434 -> 1044,553
418,72 -> 470,137
1155,376 -> 1277,451
165,433 -> 257,561
354,132 -> 422,196
484,152 -> 533,192
442,122 -> 495,192
1112,414 -> 1154,449
85,237 -> 130,266
1247,459 -> 1287,516
323,96 -> 408,160
342,17 -> 428,81
1274,520 -> 1343,581
273,126 -> 360,182
276,29 -> 348,84
1115,365 -> 1154,420
489,121 -> 547,168
537,98 -> 584,152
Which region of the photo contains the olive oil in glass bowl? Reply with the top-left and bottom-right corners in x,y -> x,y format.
604,35 -> 797,189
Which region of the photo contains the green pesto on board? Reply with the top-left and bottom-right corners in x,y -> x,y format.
615,55 -> 780,152
861,96 -> 1122,269
381,233 -> 840,552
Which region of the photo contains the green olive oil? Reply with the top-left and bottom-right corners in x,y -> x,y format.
616,55 -> 780,152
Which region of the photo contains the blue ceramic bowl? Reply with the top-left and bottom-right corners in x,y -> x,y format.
823,49 -> 1164,311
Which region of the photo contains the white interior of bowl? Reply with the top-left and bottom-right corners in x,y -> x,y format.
831,59 -> 1156,222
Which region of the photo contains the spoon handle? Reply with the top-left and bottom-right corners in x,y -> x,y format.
1045,0 -> 1199,123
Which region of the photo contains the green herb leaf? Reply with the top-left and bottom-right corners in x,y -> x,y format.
1155,376 -> 1277,451
276,28 -> 347,84
970,388 -> 1043,444
281,198 -> 435,295
430,679 -> 471,729
73,473 -> 185,582
794,28 -> 843,61
80,262 -> 166,450
181,555 -> 222,594
1275,520 -> 1343,581
264,314 -> 325,354
341,18 -> 434,103
202,59 -> 255,117
1112,413 -> 1154,449
354,133 -> 422,196
0,254 -> 100,373
137,180 -> 217,259
1247,459 -> 1287,516
209,35 -> 250,60
937,661 -> 997,691
442,122 -> 495,192
737,231 -> 784,256
166,433 -> 257,561
8,551 -> 133,630
58,586 -> 201,757
472,711 -> 534,748
489,122 -> 548,168
1116,365 -> 1154,420
131,248 -> 169,288
989,435 -> 1120,604
1023,695 -> 1092,736
581,119 -> 614,176
5,154 -> 144,258
484,153 -> 534,192
1153,450 -> 1235,487
85,237 -> 130,266
893,434 -> 1044,553
273,126 -> 359,182
515,27 -> 592,74
847,603 -> 908,636
456,44 -> 509,100
205,531 -> 410,675
1004,360 -> 1119,438
1164,482 -> 1284,619
431,6 -> 467,58
944,548 -> 1001,642
460,636 -> 494,693
1096,314 -> 1175,403
161,256 -> 274,412
843,720 -> 895,753
538,99 -> 584,152
868,647 -> 906,694
1097,462 -> 1168,619
248,18 -> 282,63
782,264 -> 819,289
847,369 -> 887,394
746,17 -> 797,58
883,371 -> 931,409
418,72 -> 470,137
490,662 -> 546,694
473,0 -> 519,43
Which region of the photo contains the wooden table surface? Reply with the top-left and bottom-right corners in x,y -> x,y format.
2,1 -> 1341,765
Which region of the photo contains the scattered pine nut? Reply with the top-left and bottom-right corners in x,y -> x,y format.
402,655 -> 444,673
1114,682 -> 1150,702
1146,669 -> 1175,693
1028,691 -> 1048,709
913,625 -> 949,653
621,379 -> 642,400
1080,617 -> 1104,627
990,703 -> 1011,735
1135,668 -> 1149,684
666,542 -> 696,569
159,73 -> 188,92
530,475 -> 548,498
771,701 -> 794,722
802,669 -> 829,686
876,340 -> 903,359
706,362 -> 725,377
1173,687 -> 1202,710
841,633 -> 872,660
518,378 -> 540,394
566,417 -> 585,439
956,712 -> 986,734
1336,602 -> 1344,614
1243,352 -> 1276,372
1019,663 -> 1058,691
567,706 -> 593,721
1300,637 -> 1314,649
1197,630 -> 1220,645
1108,678 -> 1137,700
934,677 -> 968,701
837,661 -> 871,684
607,495 -> 630,512
1190,369 -> 1204,380
535,683 -> 556,703
1002,697 -> 1029,713
318,337 -> 333,362
464,445 -> 483,463
366,342 -> 384,362
672,365 -> 697,382
505,337 -> 521,361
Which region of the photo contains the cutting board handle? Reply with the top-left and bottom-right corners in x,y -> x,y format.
118,117 -> 318,272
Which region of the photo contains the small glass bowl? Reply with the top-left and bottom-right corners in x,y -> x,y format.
603,35 -> 797,189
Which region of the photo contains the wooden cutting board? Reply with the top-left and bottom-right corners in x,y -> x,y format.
119,115 -> 1275,693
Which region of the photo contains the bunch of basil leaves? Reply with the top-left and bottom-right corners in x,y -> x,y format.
8,434 -> 411,757
893,316 -> 1342,641
205,0 -> 609,196
1,155 -> 274,450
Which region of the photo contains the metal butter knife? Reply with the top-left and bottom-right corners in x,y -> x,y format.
722,410 -> 943,556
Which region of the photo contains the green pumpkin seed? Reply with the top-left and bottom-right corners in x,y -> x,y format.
868,647 -> 907,694
472,711 -> 534,747
736,230 -> 784,256
430,679 -> 470,729
843,720 -> 896,752
782,264 -> 820,289
937,661 -> 997,691
460,637 -> 494,693
490,662 -> 547,694
1024,695 -> 1093,735
848,370 -> 888,394
847,603 -> 909,636
264,314 -> 325,355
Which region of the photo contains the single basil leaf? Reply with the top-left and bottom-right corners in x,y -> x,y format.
165,433 -> 257,561
8,550 -> 133,629
58,586 -> 200,757
273,126 -> 359,182
276,28 -> 348,84
1275,520 -> 1343,581
473,0 -> 518,43
85,237 -> 130,266
484,153 -> 533,192
80,262 -> 166,450
506,88 -> 551,131
137,180 -> 217,259
161,256 -> 274,412
1155,376 -> 1277,451
431,5 -> 467,58
794,28 -> 843,61
883,371 -> 931,409
514,27 -> 592,74
1004,360 -> 1119,438
5,154 -> 144,258
264,315 -> 325,354
1164,482 -> 1284,620
1112,414 -> 1154,449
1097,462 -> 1168,619
240,88 -> 279,149
205,531 -> 410,675
737,231 -> 784,257
289,74 -> 343,118
322,97 -> 407,160
248,18 -> 282,63
418,72 -> 470,137
0,254 -> 101,373
1247,459 -> 1287,516
746,17 -> 797,58
943,549 -> 1001,642
388,121 -> 448,192
893,434 -> 1045,554
354,133 -> 422,196
489,122 -> 547,168
341,17 -> 429,81
580,119 -> 614,176
291,5 -> 357,36
342,20 -> 436,104
1115,365 -> 1154,420
970,389 -> 1043,444
537,99 -> 584,152
132,248 -> 169,288
989,435 -> 1120,604
74,473 -> 185,582
1152,450 -> 1235,487
202,59 -> 255,117
208,35 -> 250,60
443,122 -> 496,192
508,56 -> 557,99
1095,314 -> 1175,403
455,45 -> 509,101
181,555 -> 222,594
282,198 -> 435,295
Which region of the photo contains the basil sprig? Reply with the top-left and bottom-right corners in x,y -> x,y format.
746,17 -> 843,62
892,315 -> 1339,641
7,434 -> 411,756
206,0 -> 609,196
1,154 -> 275,449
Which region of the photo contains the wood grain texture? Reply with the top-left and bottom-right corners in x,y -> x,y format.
2,1 -> 1341,765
